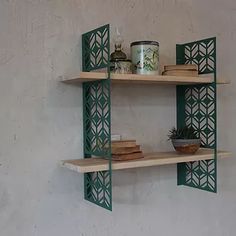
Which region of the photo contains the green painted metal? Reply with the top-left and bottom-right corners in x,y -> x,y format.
82,24 -> 110,72
82,24 -> 112,210
176,37 -> 217,192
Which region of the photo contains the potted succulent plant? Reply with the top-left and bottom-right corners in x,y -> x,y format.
168,126 -> 201,154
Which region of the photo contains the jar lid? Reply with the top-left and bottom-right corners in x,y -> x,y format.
131,41 -> 159,46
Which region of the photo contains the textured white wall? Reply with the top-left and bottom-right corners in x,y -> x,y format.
0,0 -> 235,236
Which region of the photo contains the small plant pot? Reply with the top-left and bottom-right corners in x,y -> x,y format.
171,139 -> 201,154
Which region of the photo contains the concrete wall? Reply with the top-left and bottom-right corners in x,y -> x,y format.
0,0 -> 235,235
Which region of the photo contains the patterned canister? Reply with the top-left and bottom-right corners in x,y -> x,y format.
131,41 -> 159,75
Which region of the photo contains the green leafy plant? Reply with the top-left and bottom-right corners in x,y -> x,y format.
168,126 -> 199,140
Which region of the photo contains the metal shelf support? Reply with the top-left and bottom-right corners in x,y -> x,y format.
176,37 -> 217,192
82,24 -> 112,210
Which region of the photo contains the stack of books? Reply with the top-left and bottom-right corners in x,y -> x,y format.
111,140 -> 144,161
162,64 -> 198,77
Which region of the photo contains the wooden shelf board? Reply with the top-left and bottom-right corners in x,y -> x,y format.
61,148 -> 231,173
62,72 -> 215,85
217,79 -> 231,84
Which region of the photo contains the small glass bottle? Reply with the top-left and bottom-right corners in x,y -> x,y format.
110,27 -> 127,61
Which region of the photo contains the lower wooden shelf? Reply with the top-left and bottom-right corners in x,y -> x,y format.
62,72 -> 230,85
61,148 -> 230,173
62,72 -> 216,85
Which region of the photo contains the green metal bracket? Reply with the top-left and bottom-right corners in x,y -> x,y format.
82,24 -> 112,210
176,37 -> 217,192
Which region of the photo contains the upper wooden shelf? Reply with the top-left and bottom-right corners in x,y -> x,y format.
62,72 -> 229,85
61,148 -> 231,173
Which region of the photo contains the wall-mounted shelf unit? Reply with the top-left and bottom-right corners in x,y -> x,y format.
60,24 -> 231,211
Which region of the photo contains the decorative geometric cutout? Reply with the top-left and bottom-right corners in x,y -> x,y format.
82,24 -> 110,71
83,80 -> 111,156
184,38 -> 216,74
185,85 -> 216,147
82,25 -> 112,210
83,79 -> 112,210
185,159 -> 216,192
84,171 -> 112,210
177,37 -> 217,193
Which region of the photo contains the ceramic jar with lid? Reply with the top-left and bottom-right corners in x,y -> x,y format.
131,41 -> 159,75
